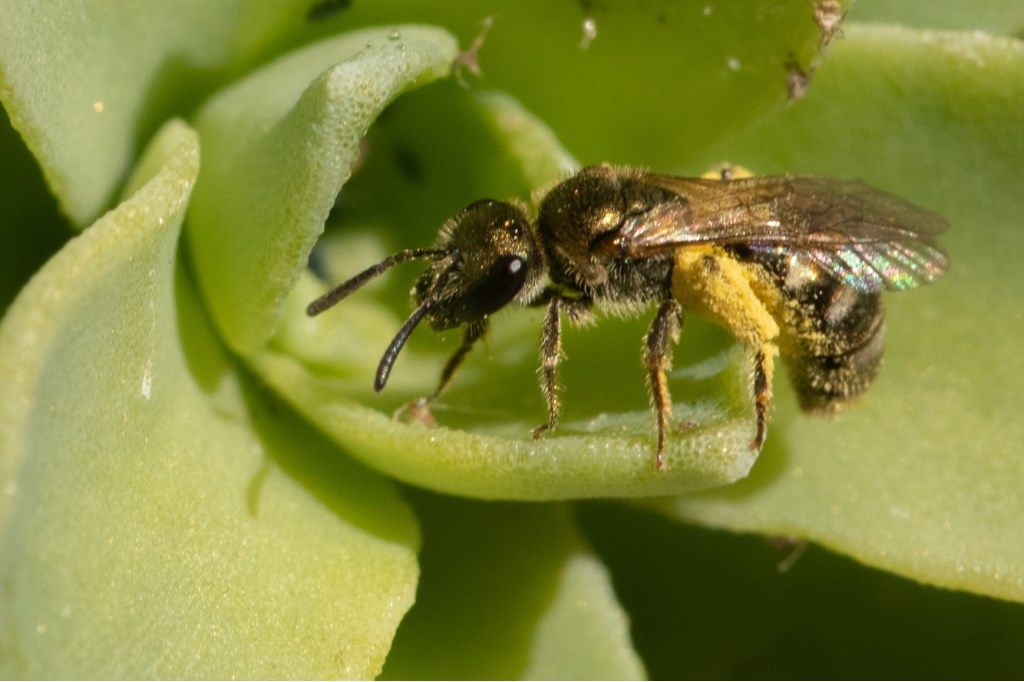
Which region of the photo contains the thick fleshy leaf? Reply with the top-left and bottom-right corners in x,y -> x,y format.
0,121 -> 419,677
187,25 -> 459,353
381,495 -> 645,680
653,26 -> 1024,602
253,339 -> 755,500
521,551 -> 646,680
0,2 -> 238,224
240,0 -> 849,169
0,1 -> 393,226
851,0 -> 1024,35
583,503 -> 1024,678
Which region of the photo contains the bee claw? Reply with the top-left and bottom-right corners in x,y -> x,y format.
396,398 -> 437,428
655,450 -> 667,471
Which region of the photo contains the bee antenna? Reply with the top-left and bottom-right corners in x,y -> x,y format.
306,248 -> 449,316
375,298 -> 434,392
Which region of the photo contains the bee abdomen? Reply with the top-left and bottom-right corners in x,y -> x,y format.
784,281 -> 886,412
725,246 -> 890,412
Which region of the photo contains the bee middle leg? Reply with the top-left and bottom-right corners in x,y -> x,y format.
531,295 -> 592,439
533,297 -> 564,439
644,299 -> 683,470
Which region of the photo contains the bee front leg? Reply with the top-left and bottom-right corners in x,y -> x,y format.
431,320 -> 489,401
644,299 -> 684,470
398,320 -> 488,425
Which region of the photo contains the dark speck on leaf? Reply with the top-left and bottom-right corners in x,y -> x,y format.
393,146 -> 424,183
307,0 -> 352,22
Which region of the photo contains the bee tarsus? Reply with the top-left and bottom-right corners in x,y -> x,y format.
644,299 -> 683,470
532,295 -> 566,439
433,320 -> 489,401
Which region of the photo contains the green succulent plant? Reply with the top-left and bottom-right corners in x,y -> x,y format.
2,0 -> 1023,678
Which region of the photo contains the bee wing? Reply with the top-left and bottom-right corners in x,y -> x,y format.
619,175 -> 949,293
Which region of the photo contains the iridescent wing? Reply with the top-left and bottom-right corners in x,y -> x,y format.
615,174 -> 949,292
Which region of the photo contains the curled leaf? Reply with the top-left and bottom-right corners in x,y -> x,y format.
187,25 -> 459,352
381,496 -> 645,680
0,120 -> 420,677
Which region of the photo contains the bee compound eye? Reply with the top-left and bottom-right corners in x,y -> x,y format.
449,254 -> 530,323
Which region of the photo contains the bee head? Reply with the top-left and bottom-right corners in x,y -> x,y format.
415,199 -> 542,330
306,199 -> 542,391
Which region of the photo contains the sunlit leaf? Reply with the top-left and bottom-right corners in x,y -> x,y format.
654,25 -> 1024,603
851,0 -> 1024,36
187,25 -> 459,352
246,0 -> 848,169
0,121 -> 419,677
0,3 -> 240,224
0,1 -> 413,226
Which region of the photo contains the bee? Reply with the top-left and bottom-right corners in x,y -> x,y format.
307,164 -> 948,469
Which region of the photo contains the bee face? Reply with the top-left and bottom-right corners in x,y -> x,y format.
415,199 -> 543,330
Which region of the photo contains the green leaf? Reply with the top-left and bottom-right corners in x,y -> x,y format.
251,339 -> 756,500
0,3 -> 230,224
654,26 -> 1024,602
0,120 -> 419,677
0,1 -> 399,226
522,550 -> 646,680
583,503 -> 1024,678
381,495 -> 645,680
308,0 -> 848,168
186,25 -> 459,353
851,0 -> 1024,36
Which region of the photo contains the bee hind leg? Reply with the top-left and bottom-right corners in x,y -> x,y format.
752,347 -> 770,450
644,299 -> 684,470
672,248 -> 780,453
